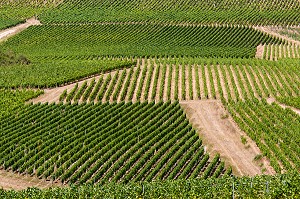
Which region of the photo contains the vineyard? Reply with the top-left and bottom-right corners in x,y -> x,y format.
0,101 -> 227,184
1,0 -> 300,197
40,58 -> 300,104
260,44 -> 300,60
39,0 -> 300,26
0,24 -> 282,59
0,58 -> 135,88
227,99 -> 300,173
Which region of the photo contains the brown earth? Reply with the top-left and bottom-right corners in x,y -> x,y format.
180,100 -> 275,176
0,170 -> 63,191
255,44 -> 265,59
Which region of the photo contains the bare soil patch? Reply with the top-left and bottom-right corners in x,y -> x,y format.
180,100 -> 275,176
255,44 -> 264,59
0,169 -> 63,191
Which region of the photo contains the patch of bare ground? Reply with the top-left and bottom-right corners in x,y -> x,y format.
0,18 -> 41,42
254,26 -> 300,46
0,169 -> 63,191
180,100 -> 275,176
256,44 -> 265,59
267,98 -> 300,115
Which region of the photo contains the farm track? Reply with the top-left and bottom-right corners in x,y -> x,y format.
0,18 -> 41,42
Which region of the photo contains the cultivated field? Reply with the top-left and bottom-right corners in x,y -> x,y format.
0,0 -> 300,198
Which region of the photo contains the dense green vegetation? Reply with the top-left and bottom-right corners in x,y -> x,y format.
0,89 -> 42,119
0,101 -> 227,184
0,24 -> 282,59
277,96 -> 300,109
227,99 -> 300,173
0,50 -> 30,66
40,0 -> 300,26
1,172 -> 300,198
1,0 -> 300,197
0,0 -> 59,30
0,59 -> 135,88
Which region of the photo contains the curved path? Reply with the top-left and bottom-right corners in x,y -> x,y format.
0,18 -> 41,42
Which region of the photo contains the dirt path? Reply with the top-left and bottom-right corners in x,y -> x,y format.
0,18 -> 41,42
180,100 -> 275,176
254,26 -> 300,46
267,98 -> 300,115
0,170 -> 63,191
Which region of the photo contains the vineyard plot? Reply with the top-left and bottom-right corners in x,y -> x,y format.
180,100 -> 274,176
228,99 -> 300,173
39,0 -> 300,26
39,58 -> 300,104
0,101 -> 227,184
0,24 -> 282,59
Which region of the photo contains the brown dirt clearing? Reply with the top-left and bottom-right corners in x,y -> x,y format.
0,170 -> 63,191
180,100 -> 275,177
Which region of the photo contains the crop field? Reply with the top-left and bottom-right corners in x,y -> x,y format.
0,101 -> 226,184
39,0 -> 300,25
54,58 -> 300,103
0,0 -> 300,198
1,24 -> 282,59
